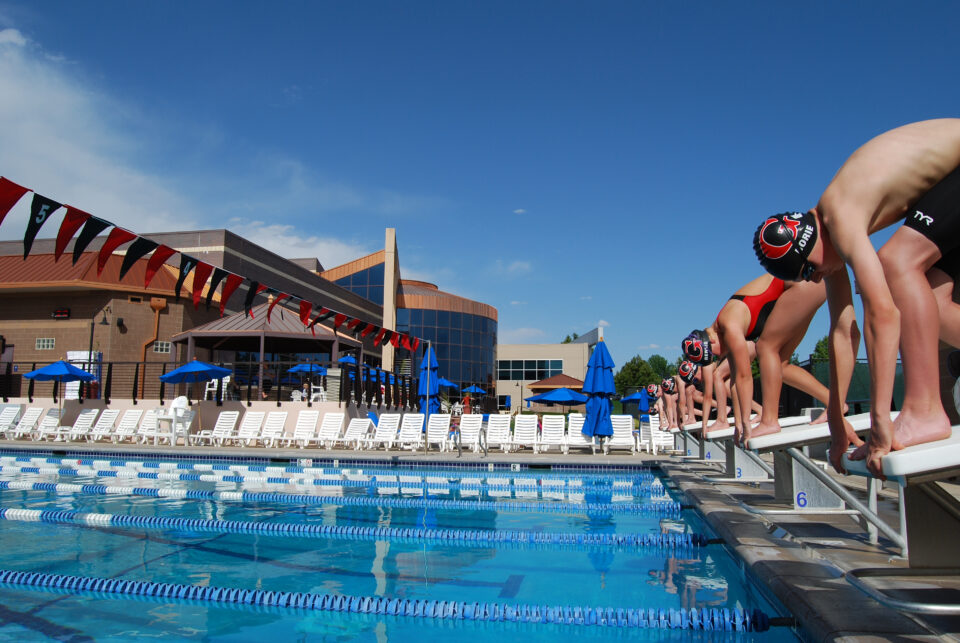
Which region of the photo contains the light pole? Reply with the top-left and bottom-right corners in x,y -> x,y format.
87,310 -> 109,397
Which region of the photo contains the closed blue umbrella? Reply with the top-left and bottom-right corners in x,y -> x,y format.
582,340 -> 615,438
418,345 -> 440,416
159,360 -> 231,384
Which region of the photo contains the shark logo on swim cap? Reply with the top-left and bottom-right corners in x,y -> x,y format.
753,211 -> 818,281
682,329 -> 712,364
662,378 -> 675,394
678,360 -> 698,383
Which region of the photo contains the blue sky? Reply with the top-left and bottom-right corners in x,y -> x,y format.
1,1 -> 959,370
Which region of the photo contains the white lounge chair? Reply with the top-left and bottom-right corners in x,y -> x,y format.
110,409 -> 144,443
456,414 -> 483,452
84,409 -> 120,443
191,410 -> 240,446
259,411 -> 288,448
60,408 -> 100,442
509,415 -> 538,453
284,410 -> 320,448
364,413 -> 401,450
538,415 -> 566,453
0,407 -> 21,437
234,411 -> 265,447
604,414 -> 636,454
32,409 -> 63,441
8,407 -> 42,440
134,410 -> 162,444
317,412 -> 345,449
397,413 -> 425,450
424,414 -> 452,451
565,413 -> 596,454
486,415 -> 512,452
336,417 -> 371,450
641,415 -> 673,455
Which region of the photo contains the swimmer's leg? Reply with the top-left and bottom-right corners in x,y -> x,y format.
930,267 -> 960,348
876,227 -> 951,449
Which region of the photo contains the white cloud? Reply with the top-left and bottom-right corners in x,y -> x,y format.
510,300 -> 527,306
598,319 -> 610,328
225,220 -> 376,268
0,28 -> 27,47
498,327 -> 546,343
493,259 -> 531,275
513,208 -> 526,214
580,295 -> 592,301
636,343 -> 660,350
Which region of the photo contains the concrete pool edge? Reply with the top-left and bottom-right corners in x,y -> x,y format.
659,460 -> 943,641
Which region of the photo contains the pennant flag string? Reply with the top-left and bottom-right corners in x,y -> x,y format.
0,176 -> 424,347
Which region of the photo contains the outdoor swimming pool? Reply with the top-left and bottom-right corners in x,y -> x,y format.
0,452 -> 797,641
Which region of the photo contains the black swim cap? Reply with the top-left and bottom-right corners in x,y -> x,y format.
753,211 -> 818,281
662,377 -> 675,393
678,360 -> 698,384
682,329 -> 712,364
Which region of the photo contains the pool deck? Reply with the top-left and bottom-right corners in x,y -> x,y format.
2,437 -> 960,640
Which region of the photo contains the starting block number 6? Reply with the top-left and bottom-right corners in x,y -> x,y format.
796,491 -> 807,508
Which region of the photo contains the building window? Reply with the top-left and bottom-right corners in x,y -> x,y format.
153,341 -> 171,354
496,359 -> 563,381
36,338 -> 55,350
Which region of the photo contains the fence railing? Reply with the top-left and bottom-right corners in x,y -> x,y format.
0,360 -> 418,409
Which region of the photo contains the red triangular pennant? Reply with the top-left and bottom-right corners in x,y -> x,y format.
401,334 -> 412,350
410,337 -> 420,352
267,293 -> 289,323
192,261 -> 215,309
97,228 -> 137,276
299,301 -> 313,326
334,313 -> 347,329
219,274 -> 244,316
144,245 -> 176,288
347,318 -> 362,331
390,332 -> 401,348
0,177 -> 29,229
361,323 -> 376,338
55,207 -> 90,261
373,328 -> 387,346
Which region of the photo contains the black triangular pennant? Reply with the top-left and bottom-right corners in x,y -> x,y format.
243,280 -> 261,317
205,268 -> 229,310
72,216 -> 111,265
118,237 -> 159,281
23,194 -> 62,259
175,254 -> 198,301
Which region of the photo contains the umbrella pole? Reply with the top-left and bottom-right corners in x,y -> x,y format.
423,340 -> 430,455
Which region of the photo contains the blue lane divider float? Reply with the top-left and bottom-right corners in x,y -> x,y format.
0,463 -> 666,498
0,456 -> 661,488
0,480 -> 681,515
0,506 -> 707,549
0,569 -> 770,631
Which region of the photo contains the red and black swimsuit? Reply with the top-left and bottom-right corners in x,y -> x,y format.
719,278 -> 785,342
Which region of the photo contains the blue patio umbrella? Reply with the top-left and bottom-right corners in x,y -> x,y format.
582,340 -> 616,438
287,363 -> 327,376
159,360 -> 231,384
531,387 -> 587,405
24,361 -> 96,426
337,355 -> 357,364
418,346 -> 440,416
437,377 -> 458,388
462,385 -> 485,394
620,391 -> 644,403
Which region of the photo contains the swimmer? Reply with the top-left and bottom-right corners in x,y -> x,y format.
661,376 -> 680,429
753,119 -> 960,476
681,274 -> 829,443
677,361 -> 716,424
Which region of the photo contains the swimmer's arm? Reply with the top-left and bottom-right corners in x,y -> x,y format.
700,363 -> 715,432
845,240 -> 898,447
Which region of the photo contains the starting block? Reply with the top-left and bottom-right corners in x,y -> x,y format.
701,416 -> 811,483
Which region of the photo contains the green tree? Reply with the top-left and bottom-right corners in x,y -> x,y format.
561,332 -> 580,344
614,355 -> 658,396
647,354 -> 671,379
812,334 -> 830,361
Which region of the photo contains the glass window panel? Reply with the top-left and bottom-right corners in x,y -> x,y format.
353,269 -> 369,286
436,344 -> 449,359
410,309 -> 423,325
537,360 -> 548,370
370,263 -> 385,285
450,329 -> 461,345
550,360 -> 563,372
511,360 -> 523,370
368,286 -> 383,304
437,328 -> 449,343
423,309 -> 437,327
396,308 -> 410,326
449,345 -> 461,361
437,310 -> 450,327
450,312 -> 462,330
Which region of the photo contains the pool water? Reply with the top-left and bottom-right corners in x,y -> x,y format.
0,453 -> 797,641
